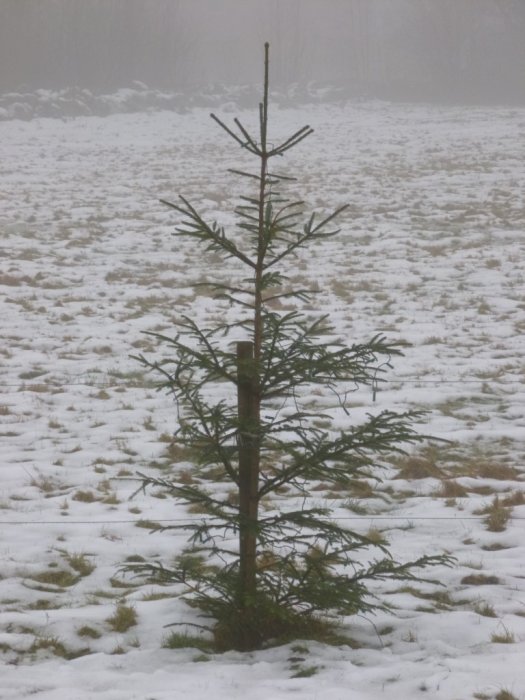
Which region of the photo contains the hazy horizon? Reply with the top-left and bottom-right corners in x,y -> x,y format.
1,0 -> 524,104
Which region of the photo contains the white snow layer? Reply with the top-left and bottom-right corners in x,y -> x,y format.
0,100 -> 524,699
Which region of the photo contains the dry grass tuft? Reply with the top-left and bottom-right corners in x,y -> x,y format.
437,480 -> 468,498
475,496 -> 513,532
28,636 -> 74,659
491,626 -> 515,644
30,472 -> 68,495
394,455 -> 445,480
65,553 -> 96,577
106,603 -> 137,632
134,519 -> 162,530
72,490 -> 98,503
495,690 -> 519,700
473,601 -> 497,617
30,569 -> 79,588
480,542 -> 512,551
77,625 -> 102,639
501,490 -> 524,507
364,527 -> 389,546
461,573 -> 500,586
471,461 -> 519,480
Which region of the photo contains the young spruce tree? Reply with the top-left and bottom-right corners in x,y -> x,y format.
126,44 -> 451,651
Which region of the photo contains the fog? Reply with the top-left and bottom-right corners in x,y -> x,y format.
1,0 -> 524,104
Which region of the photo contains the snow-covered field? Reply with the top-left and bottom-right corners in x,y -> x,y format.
1,99 -> 524,699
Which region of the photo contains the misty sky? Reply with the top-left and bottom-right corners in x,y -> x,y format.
1,0 -> 524,103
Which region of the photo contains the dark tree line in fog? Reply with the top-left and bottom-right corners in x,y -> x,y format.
1,0 -> 524,103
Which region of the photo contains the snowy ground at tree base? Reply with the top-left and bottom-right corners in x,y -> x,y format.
1,99 -> 524,699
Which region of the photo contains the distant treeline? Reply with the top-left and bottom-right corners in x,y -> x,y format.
1,0 -> 524,104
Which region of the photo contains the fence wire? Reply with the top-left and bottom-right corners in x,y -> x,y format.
0,515 -> 523,527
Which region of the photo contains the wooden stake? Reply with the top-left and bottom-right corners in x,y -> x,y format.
236,341 -> 260,632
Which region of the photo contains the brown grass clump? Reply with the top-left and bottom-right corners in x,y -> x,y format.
72,490 -> 98,503
480,542 -> 511,551
30,570 -> 79,588
77,626 -> 102,639
437,480 -> 468,498
394,456 -> 445,480
495,690 -> 519,700
491,627 -> 515,644
461,573 -> 500,586
469,485 -> 501,496
65,553 -> 95,577
106,604 -> 137,632
501,490 -> 524,507
475,496 -> 512,532
346,479 -> 376,498
471,461 -> 519,480
473,601 -> 497,617
485,507 -> 512,533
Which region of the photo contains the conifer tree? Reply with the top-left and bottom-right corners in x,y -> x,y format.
126,43 -> 451,652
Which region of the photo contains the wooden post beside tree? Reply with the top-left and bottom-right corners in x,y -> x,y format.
236,339 -> 259,633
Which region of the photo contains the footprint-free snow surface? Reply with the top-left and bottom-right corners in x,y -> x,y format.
1,100 -> 524,699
